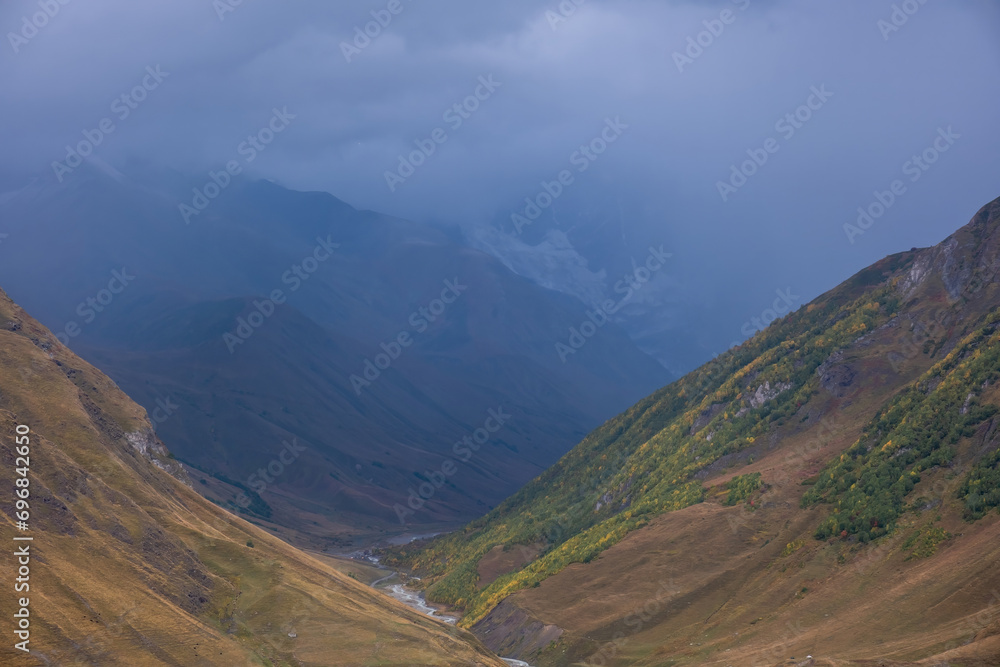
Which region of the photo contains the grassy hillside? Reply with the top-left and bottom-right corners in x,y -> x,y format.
385,256 -> 911,624
803,312 -> 1000,540
385,196 -> 1000,664
0,288 -> 506,666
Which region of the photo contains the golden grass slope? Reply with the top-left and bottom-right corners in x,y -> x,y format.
471,296 -> 1000,666
492,391 -> 1000,666
0,288 -> 505,666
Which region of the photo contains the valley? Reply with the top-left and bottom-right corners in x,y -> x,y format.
2,191 -> 998,664
0,287 -> 508,665
0,168 -> 671,548
3,182 -> 999,665
4,2 -> 998,664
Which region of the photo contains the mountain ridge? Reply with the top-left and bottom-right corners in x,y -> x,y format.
387,194 -> 1000,666
0,164 -> 671,545
0,285 -> 509,666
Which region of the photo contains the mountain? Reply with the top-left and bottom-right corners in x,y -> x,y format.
0,164 -> 671,545
0,287 -> 506,666
386,195 -> 1000,665
464,200 -> 700,377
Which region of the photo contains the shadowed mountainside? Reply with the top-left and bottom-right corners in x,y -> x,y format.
0,287 -> 508,666
0,164 -> 670,545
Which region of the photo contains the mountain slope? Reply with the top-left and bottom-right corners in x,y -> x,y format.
0,165 -> 670,542
0,287 -> 506,666
387,195 -> 1000,665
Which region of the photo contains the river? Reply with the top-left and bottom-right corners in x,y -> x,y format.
378,577 -> 535,666
382,581 -> 460,625
351,552 -> 535,666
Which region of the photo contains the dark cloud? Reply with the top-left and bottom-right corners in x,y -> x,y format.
2,0 -> 999,366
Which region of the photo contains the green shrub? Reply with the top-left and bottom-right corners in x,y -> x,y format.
724,473 -> 763,506
806,316 -> 1000,540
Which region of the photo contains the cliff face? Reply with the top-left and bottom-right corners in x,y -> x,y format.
0,288 -> 506,666
902,196 -> 1000,302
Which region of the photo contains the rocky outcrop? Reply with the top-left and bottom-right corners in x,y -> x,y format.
690,402 -> 726,435
472,598 -> 563,664
748,381 -> 793,409
817,351 -> 857,398
125,429 -> 190,485
901,197 -> 1000,302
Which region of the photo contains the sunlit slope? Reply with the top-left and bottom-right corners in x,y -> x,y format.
0,288 -> 505,666
388,196 -> 1000,664
470,309 -> 1000,666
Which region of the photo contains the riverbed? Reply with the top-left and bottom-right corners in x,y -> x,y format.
378,577 -> 535,666
351,553 -> 535,666
382,581 -> 459,624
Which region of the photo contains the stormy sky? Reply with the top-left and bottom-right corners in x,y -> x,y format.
2,0 -> 999,361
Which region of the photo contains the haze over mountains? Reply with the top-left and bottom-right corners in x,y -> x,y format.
4,2 -> 997,379
0,163 -> 670,545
